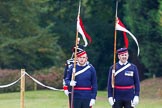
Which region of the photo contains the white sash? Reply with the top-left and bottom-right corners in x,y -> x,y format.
75,65 -> 91,76
115,63 -> 131,76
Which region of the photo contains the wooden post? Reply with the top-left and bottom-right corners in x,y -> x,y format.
34,82 -> 37,91
20,69 -> 25,108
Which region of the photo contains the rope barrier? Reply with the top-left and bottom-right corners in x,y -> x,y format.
0,73 -> 25,88
0,71 -> 63,91
25,72 -> 63,91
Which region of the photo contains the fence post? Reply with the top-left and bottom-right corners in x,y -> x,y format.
20,69 -> 25,108
34,81 -> 37,91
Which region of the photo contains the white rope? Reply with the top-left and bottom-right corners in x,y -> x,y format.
0,73 -> 25,88
0,71 -> 63,92
25,72 -> 63,91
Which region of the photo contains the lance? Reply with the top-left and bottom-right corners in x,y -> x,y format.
70,1 -> 81,108
112,0 -> 119,107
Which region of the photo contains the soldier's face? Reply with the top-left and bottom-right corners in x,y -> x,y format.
77,53 -> 88,66
118,52 -> 129,63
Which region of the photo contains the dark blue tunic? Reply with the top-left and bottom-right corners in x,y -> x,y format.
65,63 -> 97,100
107,62 -> 140,101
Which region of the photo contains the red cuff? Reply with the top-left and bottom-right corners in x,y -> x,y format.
63,86 -> 68,90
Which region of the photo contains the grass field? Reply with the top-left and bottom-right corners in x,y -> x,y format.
0,90 -> 162,108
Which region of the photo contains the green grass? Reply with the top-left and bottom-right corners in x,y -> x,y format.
0,90 -> 162,108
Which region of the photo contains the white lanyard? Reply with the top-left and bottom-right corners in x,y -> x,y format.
115,63 -> 131,76
75,65 -> 91,76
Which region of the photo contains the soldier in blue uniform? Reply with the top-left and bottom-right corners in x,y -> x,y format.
65,49 -> 97,108
107,48 -> 140,108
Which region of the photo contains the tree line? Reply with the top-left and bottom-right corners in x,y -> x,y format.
0,0 -> 161,90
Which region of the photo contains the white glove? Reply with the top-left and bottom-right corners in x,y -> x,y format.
89,99 -> 95,106
132,96 -> 139,107
64,90 -> 69,96
70,80 -> 76,86
108,97 -> 114,106
131,101 -> 135,108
